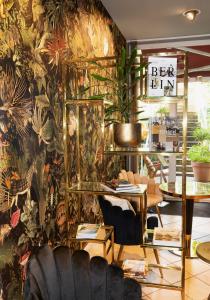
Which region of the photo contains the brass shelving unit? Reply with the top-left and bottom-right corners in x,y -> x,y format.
102,50 -> 188,297
63,51 -> 188,298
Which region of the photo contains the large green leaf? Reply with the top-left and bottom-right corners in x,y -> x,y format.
91,74 -> 113,82
89,61 -> 105,70
134,63 -> 148,72
89,95 -> 105,100
128,48 -> 138,67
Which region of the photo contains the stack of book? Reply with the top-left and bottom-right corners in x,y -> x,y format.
122,259 -> 148,279
105,179 -> 142,193
153,227 -> 181,247
76,223 -> 100,239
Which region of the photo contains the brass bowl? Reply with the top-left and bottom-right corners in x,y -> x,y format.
113,123 -> 141,147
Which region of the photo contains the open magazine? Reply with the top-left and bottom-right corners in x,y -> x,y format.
150,117 -> 180,151
76,223 -> 100,239
102,180 -> 144,193
153,227 -> 181,247
122,259 -> 148,279
105,179 -> 138,191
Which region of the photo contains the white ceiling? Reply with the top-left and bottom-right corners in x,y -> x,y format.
101,0 -> 210,42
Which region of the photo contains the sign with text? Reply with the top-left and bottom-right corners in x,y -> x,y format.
147,57 -> 177,97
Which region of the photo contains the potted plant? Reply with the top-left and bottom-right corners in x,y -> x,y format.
90,47 -> 147,147
188,127 -> 210,182
156,106 -> 169,120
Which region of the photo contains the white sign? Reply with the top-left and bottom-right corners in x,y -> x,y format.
147,57 -> 177,97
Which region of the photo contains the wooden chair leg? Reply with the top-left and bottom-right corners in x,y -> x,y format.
155,205 -> 163,227
117,245 -> 124,262
153,249 -> 163,278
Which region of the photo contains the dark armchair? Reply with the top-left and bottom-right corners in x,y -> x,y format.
24,245 -> 142,300
98,195 -> 163,277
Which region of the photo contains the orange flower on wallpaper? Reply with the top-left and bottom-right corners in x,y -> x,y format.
42,33 -> 67,67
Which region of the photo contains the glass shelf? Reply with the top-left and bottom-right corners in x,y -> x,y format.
67,181 -> 147,197
160,180 -> 210,200
104,146 -> 183,156
120,261 -> 182,289
69,225 -> 113,242
143,229 -> 183,251
140,95 -> 185,104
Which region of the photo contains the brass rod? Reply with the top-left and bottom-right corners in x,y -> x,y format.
140,282 -> 182,290
181,51 -> 188,295
62,65 -> 70,223
65,99 -> 104,105
141,51 -> 186,57
140,54 -> 144,100
64,56 -> 116,63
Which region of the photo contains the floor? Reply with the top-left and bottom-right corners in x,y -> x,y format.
85,213 -> 210,300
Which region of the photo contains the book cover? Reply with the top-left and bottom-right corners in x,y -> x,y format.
76,223 -> 100,239
153,227 -> 181,246
150,117 -> 180,151
122,259 -> 148,278
101,183 -> 144,194
105,179 -> 134,190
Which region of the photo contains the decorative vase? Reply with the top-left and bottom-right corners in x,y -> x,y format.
113,123 -> 141,147
191,161 -> 210,182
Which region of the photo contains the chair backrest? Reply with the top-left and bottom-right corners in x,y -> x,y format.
143,156 -> 158,178
98,195 -> 143,245
25,245 -> 142,300
119,170 -> 161,196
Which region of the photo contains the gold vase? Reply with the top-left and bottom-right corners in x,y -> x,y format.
113,123 -> 141,147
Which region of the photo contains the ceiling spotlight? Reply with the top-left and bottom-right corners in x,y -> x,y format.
183,9 -> 201,21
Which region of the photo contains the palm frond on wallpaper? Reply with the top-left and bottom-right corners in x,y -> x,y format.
32,106 -> 54,145
41,33 -> 67,67
42,0 -> 78,29
0,67 -> 32,137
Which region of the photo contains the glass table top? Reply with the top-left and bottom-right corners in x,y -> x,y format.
70,225 -> 114,242
104,145 -> 182,156
160,179 -> 210,199
196,242 -> 210,264
67,181 -> 147,196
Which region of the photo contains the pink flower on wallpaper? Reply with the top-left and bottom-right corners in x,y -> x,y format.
10,209 -> 21,228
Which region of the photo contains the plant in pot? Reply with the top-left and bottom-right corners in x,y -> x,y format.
90,47 -> 147,147
156,106 -> 169,121
188,127 -> 210,182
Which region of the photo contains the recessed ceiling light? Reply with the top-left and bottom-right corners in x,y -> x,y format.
183,9 -> 201,21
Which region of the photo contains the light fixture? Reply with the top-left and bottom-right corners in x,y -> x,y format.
183,9 -> 201,21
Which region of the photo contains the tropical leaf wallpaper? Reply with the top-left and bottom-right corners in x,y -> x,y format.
0,0 -> 125,298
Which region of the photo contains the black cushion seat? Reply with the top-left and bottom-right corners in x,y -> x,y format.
98,195 -> 143,245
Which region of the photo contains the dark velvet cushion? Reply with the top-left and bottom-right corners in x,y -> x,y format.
98,195 -> 143,245
24,245 -> 142,300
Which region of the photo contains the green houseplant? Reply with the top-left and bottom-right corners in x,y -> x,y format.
188,127 -> 210,182
90,47 -> 147,147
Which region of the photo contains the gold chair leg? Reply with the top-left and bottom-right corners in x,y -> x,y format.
117,245 -> 124,262
153,249 -> 163,278
142,247 -> 147,258
156,205 -> 163,227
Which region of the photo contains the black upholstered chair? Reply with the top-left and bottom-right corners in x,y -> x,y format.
98,195 -> 163,277
24,245 -> 142,300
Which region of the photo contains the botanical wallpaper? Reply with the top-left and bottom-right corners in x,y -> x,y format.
0,0 -> 125,298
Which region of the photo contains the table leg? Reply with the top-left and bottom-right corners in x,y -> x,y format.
142,192 -> 147,242
78,194 -> 82,223
103,242 -> 106,259
111,230 -> 114,263
186,199 -> 194,257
